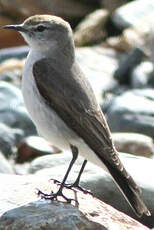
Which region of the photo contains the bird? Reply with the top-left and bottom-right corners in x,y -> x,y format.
3,15 -> 150,217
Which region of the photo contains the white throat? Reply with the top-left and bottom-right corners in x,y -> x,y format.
21,32 -> 57,53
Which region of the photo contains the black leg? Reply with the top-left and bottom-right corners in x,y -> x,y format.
53,159 -> 92,195
37,145 -> 78,202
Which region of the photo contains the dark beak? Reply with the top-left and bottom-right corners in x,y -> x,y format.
3,24 -> 27,32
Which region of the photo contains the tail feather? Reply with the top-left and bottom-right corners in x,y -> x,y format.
103,158 -> 151,217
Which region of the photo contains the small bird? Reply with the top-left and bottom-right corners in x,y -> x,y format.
4,15 -> 150,217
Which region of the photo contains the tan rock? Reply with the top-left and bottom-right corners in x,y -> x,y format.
0,58 -> 25,74
106,18 -> 153,53
74,9 -> 109,46
112,132 -> 154,157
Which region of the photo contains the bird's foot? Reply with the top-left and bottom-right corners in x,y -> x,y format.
51,179 -> 93,195
36,188 -> 77,203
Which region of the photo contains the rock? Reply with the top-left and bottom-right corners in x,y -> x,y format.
112,132 -> 154,157
112,0 -> 154,30
29,153 -> 154,227
74,9 -> 109,46
0,81 -> 36,137
106,89 -> 154,139
0,174 -> 151,230
131,62 -> 154,88
114,48 -> 146,85
17,136 -> 61,163
76,46 -> 124,103
0,58 -> 25,86
106,22 -> 151,52
0,123 -> 17,157
0,46 -> 29,63
29,152 -> 83,174
0,152 -> 14,174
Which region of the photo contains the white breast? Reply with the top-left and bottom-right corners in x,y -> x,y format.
22,50 -> 75,150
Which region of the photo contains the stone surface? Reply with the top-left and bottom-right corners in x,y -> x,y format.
112,132 -> 154,157
74,9 -> 109,46
29,152 -> 83,174
76,46 -> 123,103
0,46 -> 29,63
114,48 -> 146,85
112,0 -> 154,30
131,62 -> 154,88
17,136 -> 60,163
0,122 -> 17,157
0,58 -> 25,87
28,153 -> 154,227
0,174 -> 151,230
106,89 -> 154,139
0,81 -> 36,136
0,152 -> 14,174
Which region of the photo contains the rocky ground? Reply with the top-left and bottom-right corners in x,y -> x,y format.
0,0 -> 154,230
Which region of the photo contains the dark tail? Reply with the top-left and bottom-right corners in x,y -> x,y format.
104,158 -> 151,217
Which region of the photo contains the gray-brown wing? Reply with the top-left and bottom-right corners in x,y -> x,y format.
33,58 -> 138,191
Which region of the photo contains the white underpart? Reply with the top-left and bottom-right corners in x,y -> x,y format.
22,45 -> 109,172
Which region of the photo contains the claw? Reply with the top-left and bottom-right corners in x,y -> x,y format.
49,178 -> 93,195
36,187 -> 78,204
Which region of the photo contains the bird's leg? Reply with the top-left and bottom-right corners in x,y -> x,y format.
53,159 -> 92,195
37,145 -> 78,203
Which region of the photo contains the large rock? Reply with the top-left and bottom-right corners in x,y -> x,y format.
74,9 -> 109,46
112,0 -> 154,30
0,174 -> 150,230
0,81 -> 36,136
76,46 -> 123,103
29,153 -> 154,228
17,136 -> 60,163
106,89 -> 154,138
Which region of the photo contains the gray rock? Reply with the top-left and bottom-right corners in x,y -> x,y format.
33,153 -> 154,228
0,122 -> 17,157
106,89 -> 154,138
131,62 -> 154,88
0,178 -> 150,230
76,46 -> 123,103
112,0 -> 154,30
0,46 -> 29,63
29,152 -> 83,174
0,81 -> 36,136
0,152 -> 14,174
114,48 -> 146,85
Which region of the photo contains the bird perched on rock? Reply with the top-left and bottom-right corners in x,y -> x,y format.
4,15 -> 151,217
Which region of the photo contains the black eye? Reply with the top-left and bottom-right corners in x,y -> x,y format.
36,25 -> 46,32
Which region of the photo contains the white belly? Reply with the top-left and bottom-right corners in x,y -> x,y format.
22,50 -> 108,171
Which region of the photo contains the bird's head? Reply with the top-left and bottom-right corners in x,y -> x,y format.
3,15 -> 74,51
